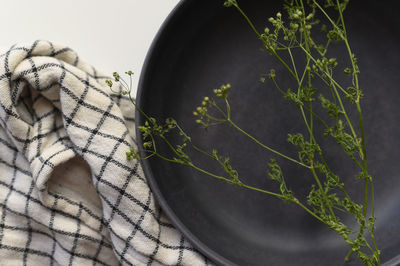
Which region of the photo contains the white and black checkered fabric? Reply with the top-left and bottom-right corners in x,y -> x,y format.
0,40 -> 210,266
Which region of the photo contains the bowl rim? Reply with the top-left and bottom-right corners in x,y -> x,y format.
136,0 -> 234,265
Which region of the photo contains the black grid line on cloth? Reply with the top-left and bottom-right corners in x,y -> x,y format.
65,73 -> 90,129
22,127 -> 32,154
93,176 -> 174,229
0,134 -> 159,255
38,162 -> 177,243
32,91 -> 43,104
109,92 -> 136,140
1,151 -> 104,251
22,180 -> 35,266
8,61 -> 128,131
0,41 -> 211,265
0,113 -> 64,147
72,50 -> 79,66
11,78 -> 22,106
13,61 -> 114,100
102,156 -> 137,229
53,47 -> 74,57
93,129 -> 130,191
69,144 -> 147,184
28,140 -> 189,250
90,65 -> 97,80
35,107 -> 57,122
79,101 -> 114,155
26,40 -> 40,58
0,158 -> 34,178
0,179 -> 112,249
0,46 -> 29,59
1,103 -> 16,127
47,166 -> 175,232
177,235 -> 185,265
119,191 -> 152,260
3,44 -> 15,91
146,206 -> 163,266
0,226 -> 112,266
0,146 -> 19,246
59,85 -> 125,126
36,81 -> 62,93
46,41 -> 56,57
68,203 -> 83,266
28,58 -> 41,91
48,194 -> 59,266
30,126 -> 66,169
92,234 -> 106,266
34,112 -> 43,164
0,205 -> 114,266
0,136 -> 19,153
0,243 -> 53,260
37,155 -> 55,181
17,88 -> 35,124
0,70 -> 11,85
62,116 -> 132,148
4,68 -> 100,109
97,191 -> 199,252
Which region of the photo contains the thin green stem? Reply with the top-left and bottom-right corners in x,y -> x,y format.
211,101 -> 228,119
297,44 -> 349,95
288,48 -> 300,82
286,27 -> 337,220
270,49 -> 297,79
128,91 -> 152,123
161,136 -> 180,157
233,3 -> 261,38
227,119 -> 311,169
294,199 -> 326,224
188,163 -> 234,183
206,114 -> 227,122
270,77 -> 330,130
238,183 -> 326,224
225,98 -> 231,119
313,0 -> 342,34
310,165 -> 337,219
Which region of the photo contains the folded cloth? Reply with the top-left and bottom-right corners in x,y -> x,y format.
0,40 -> 210,266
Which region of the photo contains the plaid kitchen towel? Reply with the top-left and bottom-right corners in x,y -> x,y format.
0,40 -> 210,266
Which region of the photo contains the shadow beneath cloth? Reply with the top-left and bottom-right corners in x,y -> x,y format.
48,156 -> 102,212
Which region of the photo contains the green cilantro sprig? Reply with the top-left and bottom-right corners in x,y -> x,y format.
107,0 -> 380,264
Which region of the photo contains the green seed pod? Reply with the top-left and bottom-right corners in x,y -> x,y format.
344,68 -> 352,75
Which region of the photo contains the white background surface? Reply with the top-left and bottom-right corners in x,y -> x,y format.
0,0 -> 180,93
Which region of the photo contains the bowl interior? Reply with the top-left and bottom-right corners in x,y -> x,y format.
137,0 -> 400,265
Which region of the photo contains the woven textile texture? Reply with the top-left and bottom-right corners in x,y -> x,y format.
0,40 -> 210,266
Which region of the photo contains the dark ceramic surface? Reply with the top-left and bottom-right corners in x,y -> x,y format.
137,0 -> 400,265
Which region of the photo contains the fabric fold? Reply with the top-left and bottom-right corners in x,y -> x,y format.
0,40 -> 209,266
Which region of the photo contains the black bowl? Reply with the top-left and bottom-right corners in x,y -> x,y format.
137,0 -> 400,265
